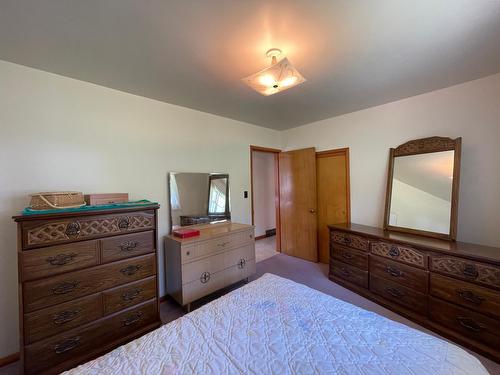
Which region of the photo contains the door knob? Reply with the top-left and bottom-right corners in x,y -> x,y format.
309,209 -> 316,213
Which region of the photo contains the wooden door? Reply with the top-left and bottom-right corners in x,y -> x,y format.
279,148 -> 318,262
316,149 -> 350,264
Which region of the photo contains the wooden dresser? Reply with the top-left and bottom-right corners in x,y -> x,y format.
13,205 -> 161,374
165,222 -> 255,311
329,223 -> 500,362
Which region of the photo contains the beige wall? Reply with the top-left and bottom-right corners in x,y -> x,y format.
0,60 -> 281,358
251,151 -> 276,237
282,73 -> 500,248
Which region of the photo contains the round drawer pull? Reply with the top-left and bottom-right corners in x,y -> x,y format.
65,222 -> 80,236
389,246 -> 400,257
200,271 -> 211,284
237,258 -> 246,269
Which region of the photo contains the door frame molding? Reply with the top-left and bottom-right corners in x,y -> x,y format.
250,145 -> 281,252
316,147 -> 351,224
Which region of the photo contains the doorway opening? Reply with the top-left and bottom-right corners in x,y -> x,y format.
250,145 -> 281,262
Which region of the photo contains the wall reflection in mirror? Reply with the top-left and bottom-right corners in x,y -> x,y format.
389,150 -> 454,235
169,172 -> 230,230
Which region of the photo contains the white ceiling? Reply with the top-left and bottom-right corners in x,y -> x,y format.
1,1 -> 499,130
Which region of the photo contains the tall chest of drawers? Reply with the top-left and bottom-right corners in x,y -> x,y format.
165,222 -> 255,311
329,223 -> 500,363
13,205 -> 161,374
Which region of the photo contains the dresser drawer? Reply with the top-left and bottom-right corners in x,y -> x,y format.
24,293 -> 102,345
101,231 -> 155,263
181,251 -> 227,285
225,243 -> 255,268
24,254 -> 156,312
331,231 -> 369,251
371,241 -> 427,269
103,276 -> 157,315
194,229 -> 254,259
370,274 -> 427,315
330,261 -> 368,288
21,240 -> 99,282
430,255 -> 500,289
225,259 -> 256,286
22,211 -> 155,249
430,273 -> 500,318
370,255 -> 428,293
24,300 -> 157,374
182,269 -> 226,304
429,297 -> 500,349
331,245 -> 368,270
180,244 -> 196,264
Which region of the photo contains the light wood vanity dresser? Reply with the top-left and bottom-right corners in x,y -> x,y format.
165,222 -> 255,311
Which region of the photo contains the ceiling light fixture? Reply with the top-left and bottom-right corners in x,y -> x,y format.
242,48 -> 306,96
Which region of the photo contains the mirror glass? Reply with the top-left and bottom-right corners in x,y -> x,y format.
169,172 -> 230,230
388,150 -> 454,234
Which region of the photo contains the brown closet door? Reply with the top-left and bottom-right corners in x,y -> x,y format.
316,149 -> 350,264
279,148 -> 318,262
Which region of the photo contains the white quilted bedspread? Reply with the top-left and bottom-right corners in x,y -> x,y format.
65,273 -> 489,375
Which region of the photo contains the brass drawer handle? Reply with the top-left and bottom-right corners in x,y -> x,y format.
47,253 -> 77,266
52,281 -> 80,295
385,287 -> 405,298
53,309 -> 82,325
120,265 -> 142,276
237,258 -> 246,269
118,217 -> 130,230
341,252 -> 353,260
54,336 -> 80,354
339,267 -> 351,277
121,288 -> 143,302
122,312 -> 143,327
119,240 -> 139,252
457,290 -> 485,305
456,316 -> 484,332
65,222 -> 81,236
386,266 -> 403,277
200,271 -> 211,284
388,246 -> 400,257
462,264 -> 479,279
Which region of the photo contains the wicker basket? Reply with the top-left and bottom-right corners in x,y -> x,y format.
30,191 -> 86,210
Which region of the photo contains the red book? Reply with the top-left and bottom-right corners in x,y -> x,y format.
173,228 -> 200,239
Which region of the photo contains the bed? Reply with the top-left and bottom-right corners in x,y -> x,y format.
64,273 -> 489,375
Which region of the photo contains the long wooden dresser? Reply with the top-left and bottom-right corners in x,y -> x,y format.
13,205 -> 161,374
166,222 -> 255,311
329,223 -> 500,362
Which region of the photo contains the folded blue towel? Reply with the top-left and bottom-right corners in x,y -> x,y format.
22,199 -> 158,215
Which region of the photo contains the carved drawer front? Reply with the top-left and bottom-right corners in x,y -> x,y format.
331,231 -> 369,251
370,255 -> 428,293
430,273 -> 500,319
182,269 -> 226,304
330,261 -> 368,288
101,231 -> 155,263
370,274 -> 428,315
430,255 -> 500,289
23,294 -> 102,345
370,241 -> 427,269
24,300 -> 157,375
331,245 -> 368,270
21,240 -> 99,282
429,297 -> 500,349
24,254 -> 156,313
102,276 -> 157,315
23,211 -> 155,249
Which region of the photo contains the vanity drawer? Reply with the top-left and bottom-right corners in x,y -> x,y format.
182,269 -> 226,304
331,245 -> 368,270
370,274 -> 427,315
430,273 -> 500,318
24,300 -> 157,375
370,255 -> 428,293
24,254 -> 156,312
330,261 -> 368,288
331,231 -> 369,251
371,241 -> 427,269
21,240 -> 99,282
225,259 -> 256,286
429,297 -> 500,349
22,211 -> 155,249
23,293 -> 102,345
430,255 -> 500,289
181,252 -> 227,285
225,243 -> 256,268
101,231 -> 155,263
194,229 -> 254,259
102,276 -> 157,315
180,245 -> 196,264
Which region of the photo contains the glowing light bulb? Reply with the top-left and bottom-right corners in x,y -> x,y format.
259,74 -> 276,87
281,76 -> 298,87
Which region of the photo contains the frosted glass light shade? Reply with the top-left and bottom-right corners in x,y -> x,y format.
242,57 -> 306,96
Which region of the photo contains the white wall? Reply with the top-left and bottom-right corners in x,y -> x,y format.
282,73 -> 500,248
252,151 -> 276,237
0,60 -> 281,358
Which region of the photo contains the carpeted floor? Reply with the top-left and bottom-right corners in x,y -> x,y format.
2,253 -> 499,374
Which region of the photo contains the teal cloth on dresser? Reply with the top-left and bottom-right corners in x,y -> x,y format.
21,199 -> 158,215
